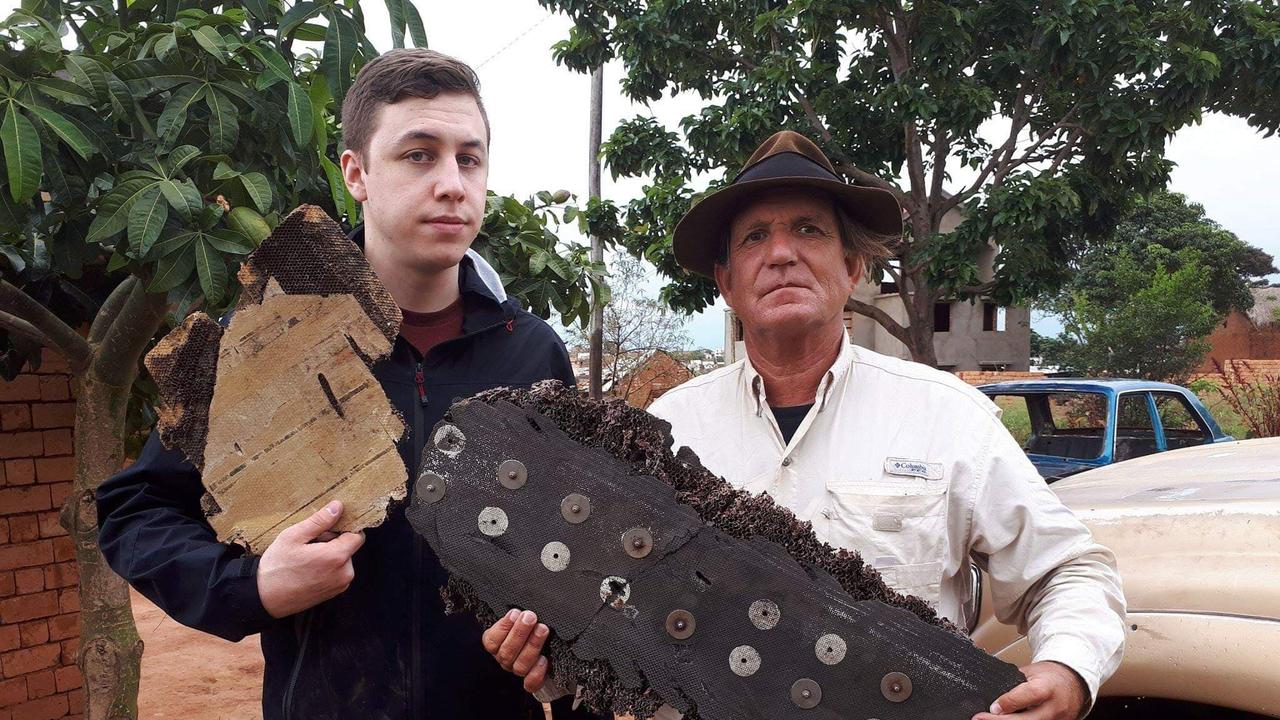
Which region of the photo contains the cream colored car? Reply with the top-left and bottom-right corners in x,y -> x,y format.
971,438 -> 1280,719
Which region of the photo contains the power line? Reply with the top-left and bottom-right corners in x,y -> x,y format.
476,12 -> 553,69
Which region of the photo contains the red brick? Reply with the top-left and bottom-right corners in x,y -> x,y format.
39,430 -> 72,458
0,572 -> 12,598
36,378 -> 68,403
57,589 -> 78,614
29,403 -> 73,430
58,639 -> 75,666
0,540 -> 53,571
0,377 -> 40,403
18,620 -> 48,648
41,564 -> 75,591
0,676 -> 25,705
9,691 -> 67,719
0,405 -> 31,432
36,513 -> 64,540
0,519 -> 6,544
50,538 -> 73,564
0,590 -> 58,624
0,642 -> 60,677
0,486 -> 50,516
53,665 -> 79,693
0,625 -> 18,652
0,432 -> 42,459
9,515 -> 38,544
34,351 -> 68,376
46,614 -> 77,643
14,567 -> 43,595
24,669 -> 54,699
67,687 -> 83,714
2,459 -> 34,487
47,483 -> 72,509
34,458 -> 74,485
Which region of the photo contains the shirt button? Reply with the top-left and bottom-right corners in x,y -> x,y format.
781,457 -> 792,467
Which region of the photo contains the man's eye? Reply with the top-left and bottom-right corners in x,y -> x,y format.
742,230 -> 767,245
799,224 -> 823,235
406,151 -> 431,163
458,154 -> 482,167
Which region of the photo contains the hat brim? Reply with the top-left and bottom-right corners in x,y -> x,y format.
672,176 -> 903,278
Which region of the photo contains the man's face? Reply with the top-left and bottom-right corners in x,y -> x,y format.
714,190 -> 861,337
341,93 -> 488,273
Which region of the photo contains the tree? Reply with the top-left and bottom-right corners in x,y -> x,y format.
0,1 -> 602,716
540,0 -> 1280,366
569,253 -> 689,400
1039,249 -> 1220,381
1065,191 -> 1275,316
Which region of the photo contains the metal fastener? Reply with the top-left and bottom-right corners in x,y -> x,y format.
728,645 -> 760,677
540,541 -> 570,572
665,609 -> 696,640
622,527 -> 653,558
881,672 -> 912,702
748,599 -> 780,630
815,633 -> 846,665
560,493 -> 591,523
432,425 -> 466,456
416,471 -> 446,504
790,678 -> 821,709
477,507 -> 508,537
781,457 -> 793,467
498,460 -> 527,489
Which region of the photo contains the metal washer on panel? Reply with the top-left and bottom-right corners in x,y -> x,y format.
498,460 -> 527,489
622,527 -> 653,558
433,424 -> 466,457
561,493 -> 592,523
416,471 -> 446,504
729,645 -> 760,677
881,672 -> 912,703
541,541 -> 570,571
749,599 -> 780,630
815,633 -> 846,665
665,609 -> 696,640
477,507 -> 508,537
790,678 -> 822,709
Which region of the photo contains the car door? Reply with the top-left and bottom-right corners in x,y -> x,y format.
1114,392 -> 1161,462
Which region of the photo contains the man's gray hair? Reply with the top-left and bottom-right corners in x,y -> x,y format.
714,197 -> 896,277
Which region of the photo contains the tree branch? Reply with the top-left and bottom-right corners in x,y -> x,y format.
0,280 -> 92,371
0,311 -> 55,350
88,276 -> 139,345
845,296 -> 913,348
93,284 -> 169,387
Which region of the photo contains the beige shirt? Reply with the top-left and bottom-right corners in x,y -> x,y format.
648,337 -> 1126,701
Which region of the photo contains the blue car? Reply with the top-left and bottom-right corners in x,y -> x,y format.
978,379 -> 1234,481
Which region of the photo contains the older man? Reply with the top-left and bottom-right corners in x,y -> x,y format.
488,131 -> 1125,720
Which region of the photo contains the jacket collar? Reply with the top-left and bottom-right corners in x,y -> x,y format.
742,330 -> 855,416
345,224 -> 515,331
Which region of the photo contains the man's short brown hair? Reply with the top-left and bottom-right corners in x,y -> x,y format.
342,48 -> 490,155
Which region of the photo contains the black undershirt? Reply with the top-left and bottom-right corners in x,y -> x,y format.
770,403 -> 814,445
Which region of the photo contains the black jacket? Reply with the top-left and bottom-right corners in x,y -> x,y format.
97,246 -> 589,720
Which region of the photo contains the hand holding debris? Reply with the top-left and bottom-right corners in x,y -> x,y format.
482,608 -> 551,693
256,500 -> 366,618
972,661 -> 1089,720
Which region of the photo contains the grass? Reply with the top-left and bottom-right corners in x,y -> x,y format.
992,396 -> 1033,447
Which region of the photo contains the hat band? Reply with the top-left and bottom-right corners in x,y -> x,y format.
734,151 -> 842,185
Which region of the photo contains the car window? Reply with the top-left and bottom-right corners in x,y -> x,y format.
1153,392 -> 1212,450
1115,393 -> 1158,462
989,392 -> 1106,459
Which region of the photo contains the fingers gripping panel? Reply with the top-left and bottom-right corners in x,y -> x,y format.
407,398 -> 1024,720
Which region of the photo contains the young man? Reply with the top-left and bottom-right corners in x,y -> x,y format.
97,49 -> 590,720
488,132 -> 1126,720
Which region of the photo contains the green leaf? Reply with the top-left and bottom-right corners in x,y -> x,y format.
544,252 -> 575,281
29,78 -> 93,106
2,103 -> 43,203
23,105 -> 94,159
308,76 -> 330,151
194,237 -> 226,304
292,22 -> 326,42
321,10 -> 358,109
105,251 -> 129,272
239,172 -> 272,214
404,0 -> 427,48
105,72 -> 135,117
212,161 -> 239,181
156,83 -> 204,144
318,152 -> 348,221
191,26 -> 226,61
87,178 -> 159,242
242,0 -> 270,21
127,185 -> 168,258
149,245 -> 196,292
167,145 -> 201,173
286,81 -> 313,147
206,228 -> 252,254
529,249 -> 548,275
248,44 -> 292,88
385,0 -> 405,48
148,230 -> 199,259
279,1 -> 320,37
64,56 -> 107,99
203,88 -> 238,154
159,178 -> 202,222
156,31 -> 178,60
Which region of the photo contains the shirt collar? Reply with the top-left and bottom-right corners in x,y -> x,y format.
742,330 -> 856,416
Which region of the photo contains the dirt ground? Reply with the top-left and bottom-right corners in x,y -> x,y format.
133,589 -> 264,719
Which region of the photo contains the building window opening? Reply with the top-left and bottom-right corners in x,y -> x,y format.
982,303 -> 1007,332
934,302 -> 952,333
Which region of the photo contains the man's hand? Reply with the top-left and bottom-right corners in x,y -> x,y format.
256,500 -> 366,618
482,608 -> 550,693
972,661 -> 1089,720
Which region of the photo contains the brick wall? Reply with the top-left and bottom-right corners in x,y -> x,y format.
0,351 -> 84,720
954,370 -> 1046,386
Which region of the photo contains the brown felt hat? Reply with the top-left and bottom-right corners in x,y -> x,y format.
672,130 -> 903,277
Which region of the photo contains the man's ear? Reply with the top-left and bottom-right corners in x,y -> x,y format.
340,149 -> 369,203
845,252 -> 864,290
713,260 -> 734,310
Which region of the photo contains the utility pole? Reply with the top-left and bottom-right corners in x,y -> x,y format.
588,64 -> 604,400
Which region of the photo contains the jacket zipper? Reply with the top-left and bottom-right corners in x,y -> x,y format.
414,362 -> 428,406
281,610 -> 314,719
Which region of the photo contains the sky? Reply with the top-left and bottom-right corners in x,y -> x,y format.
8,0 -> 1279,350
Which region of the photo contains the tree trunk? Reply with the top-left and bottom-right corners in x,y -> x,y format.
60,371 -> 143,720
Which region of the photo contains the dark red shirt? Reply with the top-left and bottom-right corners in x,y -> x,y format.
399,298 -> 464,357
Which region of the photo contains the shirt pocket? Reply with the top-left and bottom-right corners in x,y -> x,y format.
823,477 -> 949,571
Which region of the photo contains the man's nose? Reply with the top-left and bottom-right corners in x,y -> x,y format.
763,230 -> 799,266
432,158 -> 466,202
